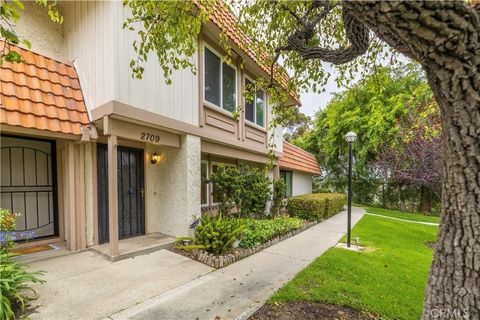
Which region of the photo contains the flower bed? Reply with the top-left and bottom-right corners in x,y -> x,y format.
173,219 -> 316,269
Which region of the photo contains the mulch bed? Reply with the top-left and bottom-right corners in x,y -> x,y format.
249,302 -> 378,320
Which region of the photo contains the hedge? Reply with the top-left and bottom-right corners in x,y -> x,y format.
286,193 -> 347,221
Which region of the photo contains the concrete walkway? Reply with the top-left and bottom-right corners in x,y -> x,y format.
109,207 -> 365,320
365,212 -> 440,226
27,207 -> 364,320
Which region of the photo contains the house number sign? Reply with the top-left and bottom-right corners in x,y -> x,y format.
140,132 -> 161,143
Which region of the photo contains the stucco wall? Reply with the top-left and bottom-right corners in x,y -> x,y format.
15,1 -> 64,59
145,134 -> 200,237
292,171 -> 313,196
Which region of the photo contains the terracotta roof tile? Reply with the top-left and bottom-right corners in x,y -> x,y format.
279,141 -> 321,175
0,43 -> 89,135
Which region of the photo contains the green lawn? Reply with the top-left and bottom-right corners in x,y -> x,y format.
358,205 -> 441,224
269,211 -> 439,319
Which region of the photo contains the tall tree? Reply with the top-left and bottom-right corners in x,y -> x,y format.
124,1 -> 479,316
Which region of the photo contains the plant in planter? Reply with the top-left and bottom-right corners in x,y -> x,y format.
177,214 -> 243,255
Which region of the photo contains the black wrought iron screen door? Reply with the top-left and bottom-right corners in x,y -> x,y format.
0,136 -> 58,241
97,145 -> 145,243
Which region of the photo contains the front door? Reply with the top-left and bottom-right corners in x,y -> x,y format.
97,145 -> 145,244
0,136 -> 58,241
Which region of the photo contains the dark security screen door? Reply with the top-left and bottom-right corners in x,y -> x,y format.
1,136 -> 58,241
97,145 -> 145,244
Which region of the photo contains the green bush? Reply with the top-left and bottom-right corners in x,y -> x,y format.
287,193 -> 346,221
270,178 -> 286,217
178,214 -> 243,255
239,167 -> 271,217
1,208 -> 45,320
239,217 -> 304,249
1,251 -> 45,320
209,165 -> 271,217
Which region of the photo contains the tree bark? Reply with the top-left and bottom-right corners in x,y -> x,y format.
397,184 -> 406,212
343,1 -> 480,318
419,186 -> 432,215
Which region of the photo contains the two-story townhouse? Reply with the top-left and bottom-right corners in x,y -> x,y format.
0,1 -> 320,260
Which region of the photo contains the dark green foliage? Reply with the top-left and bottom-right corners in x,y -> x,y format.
239,217 -> 304,249
240,167 -> 272,217
0,251 -> 45,320
1,208 -> 45,320
270,178 -> 286,216
287,193 -> 346,221
208,166 -> 242,215
178,214 -> 243,255
209,165 -> 271,217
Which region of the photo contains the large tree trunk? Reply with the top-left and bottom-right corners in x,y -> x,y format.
397,184 -> 407,212
344,1 -> 480,318
419,186 -> 432,215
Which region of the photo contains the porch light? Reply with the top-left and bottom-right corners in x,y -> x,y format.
151,153 -> 160,164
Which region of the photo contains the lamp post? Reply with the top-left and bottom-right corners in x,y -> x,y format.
345,131 -> 357,248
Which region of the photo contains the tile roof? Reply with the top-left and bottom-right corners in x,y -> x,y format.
199,0 -> 300,105
279,141 -> 321,175
0,43 -> 89,135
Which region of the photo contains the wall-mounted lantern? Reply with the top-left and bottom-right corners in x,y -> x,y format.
151,153 -> 161,164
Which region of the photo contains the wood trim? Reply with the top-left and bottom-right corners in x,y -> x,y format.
107,135 -> 119,256
198,33 -> 205,127
201,140 -> 277,164
0,124 -> 80,141
92,142 -> 99,245
75,144 -> 86,250
56,143 -> 65,242
13,237 -> 63,249
92,101 -> 271,156
66,141 -> 76,251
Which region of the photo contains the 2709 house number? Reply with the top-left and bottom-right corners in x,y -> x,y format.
140,132 -> 160,143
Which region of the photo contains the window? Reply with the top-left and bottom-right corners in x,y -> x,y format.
280,170 -> 293,197
204,46 -> 237,113
201,161 -> 209,206
245,78 -> 266,127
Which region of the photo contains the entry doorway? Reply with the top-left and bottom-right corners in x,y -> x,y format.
97,145 -> 145,244
0,135 -> 58,241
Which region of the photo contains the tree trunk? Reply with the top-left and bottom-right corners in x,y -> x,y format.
344,1 -> 480,318
397,185 -> 406,212
419,186 -> 432,215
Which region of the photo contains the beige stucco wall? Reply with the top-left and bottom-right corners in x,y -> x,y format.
145,134 -> 200,237
15,1 -> 64,59
292,171 -> 313,196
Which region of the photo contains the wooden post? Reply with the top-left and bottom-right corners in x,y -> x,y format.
108,134 -> 119,256
67,141 -> 76,251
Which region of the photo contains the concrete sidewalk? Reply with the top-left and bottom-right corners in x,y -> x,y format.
109,207 -> 365,320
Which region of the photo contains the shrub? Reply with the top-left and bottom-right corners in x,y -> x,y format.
209,165 -> 271,217
0,208 -> 45,320
239,167 -> 271,217
239,217 -> 304,249
178,214 -> 243,255
287,193 -> 346,221
1,252 -> 45,320
270,178 -> 286,217
208,166 -> 242,215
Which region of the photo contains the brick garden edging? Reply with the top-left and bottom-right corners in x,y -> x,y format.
185,220 -> 318,269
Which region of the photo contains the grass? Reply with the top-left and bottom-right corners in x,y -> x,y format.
269,211 -> 439,319
354,204 -> 441,224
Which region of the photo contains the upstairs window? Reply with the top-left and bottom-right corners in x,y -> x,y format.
245,78 -> 266,127
204,46 -> 237,113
